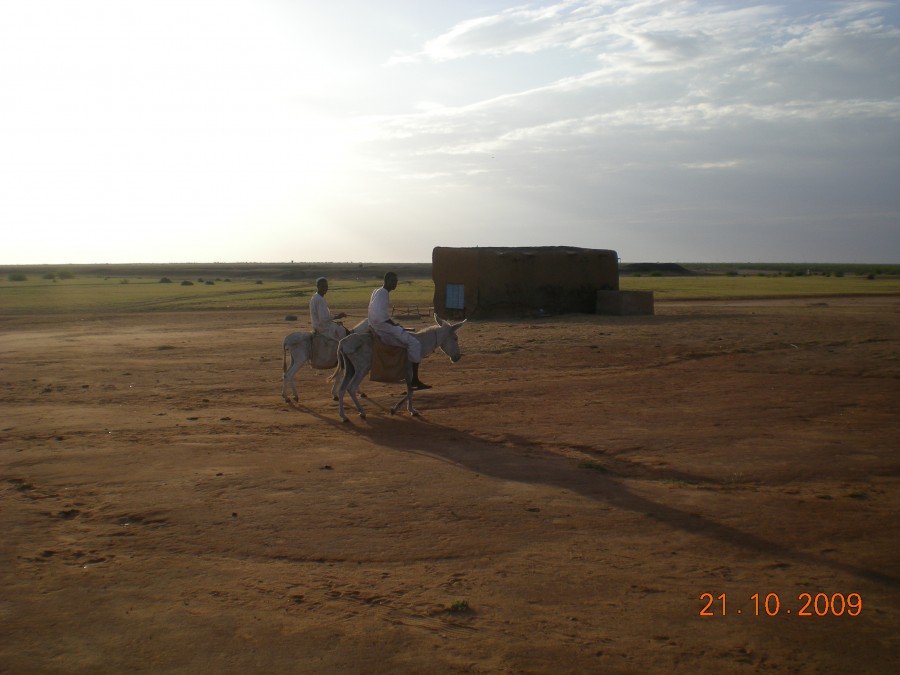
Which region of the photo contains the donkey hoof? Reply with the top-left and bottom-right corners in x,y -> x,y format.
411,410 -> 420,417
360,392 -> 368,399
359,412 -> 366,419
340,416 -> 349,423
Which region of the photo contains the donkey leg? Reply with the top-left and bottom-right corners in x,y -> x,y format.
394,366 -> 419,416
337,363 -> 354,421
347,367 -> 369,418
330,363 -> 343,400
283,350 -> 305,402
337,376 -> 350,422
407,384 -> 419,416
281,348 -> 291,401
330,360 -> 356,401
338,358 -> 369,421
390,380 -> 419,416
346,390 -> 364,418
390,391 -> 409,415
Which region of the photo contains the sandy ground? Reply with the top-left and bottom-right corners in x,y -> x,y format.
1,297 -> 898,674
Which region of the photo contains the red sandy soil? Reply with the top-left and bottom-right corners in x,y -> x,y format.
1,297 -> 898,673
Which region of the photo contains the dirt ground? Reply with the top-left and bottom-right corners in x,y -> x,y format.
1,296 -> 898,674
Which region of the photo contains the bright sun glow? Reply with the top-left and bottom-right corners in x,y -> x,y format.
1,0 -> 358,262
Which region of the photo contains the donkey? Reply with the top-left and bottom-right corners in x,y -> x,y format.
282,319 -> 369,403
335,315 -> 466,421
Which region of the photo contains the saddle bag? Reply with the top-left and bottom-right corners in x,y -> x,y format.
310,332 -> 339,369
370,331 -> 407,383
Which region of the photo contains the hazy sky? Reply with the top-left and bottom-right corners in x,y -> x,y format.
1,0 -> 898,264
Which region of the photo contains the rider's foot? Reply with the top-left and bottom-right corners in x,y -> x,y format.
410,362 -> 431,390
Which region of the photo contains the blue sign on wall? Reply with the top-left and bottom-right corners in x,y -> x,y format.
446,283 -> 465,310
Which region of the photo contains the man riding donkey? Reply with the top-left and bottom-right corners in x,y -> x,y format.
367,272 -> 431,390
282,276 -> 369,403
310,276 -> 347,341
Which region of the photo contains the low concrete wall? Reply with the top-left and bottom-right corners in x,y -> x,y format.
596,290 -> 655,316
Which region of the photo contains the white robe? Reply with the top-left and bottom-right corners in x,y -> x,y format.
309,293 -> 342,341
367,287 -> 421,362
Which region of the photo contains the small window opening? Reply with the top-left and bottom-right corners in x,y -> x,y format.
446,283 -> 465,310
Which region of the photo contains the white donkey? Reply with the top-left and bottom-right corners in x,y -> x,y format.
335,315 -> 466,421
282,319 -> 369,402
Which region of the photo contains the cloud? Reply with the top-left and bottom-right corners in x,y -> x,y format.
349,1 -> 900,262
376,2 -> 899,162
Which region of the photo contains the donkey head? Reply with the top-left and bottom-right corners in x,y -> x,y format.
434,314 -> 466,363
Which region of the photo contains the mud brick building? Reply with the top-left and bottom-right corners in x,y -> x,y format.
431,246 -> 621,318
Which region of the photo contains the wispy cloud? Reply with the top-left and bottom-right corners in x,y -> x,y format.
376,2 -> 900,160
360,1 -> 900,261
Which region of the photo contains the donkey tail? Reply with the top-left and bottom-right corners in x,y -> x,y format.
328,350 -> 344,383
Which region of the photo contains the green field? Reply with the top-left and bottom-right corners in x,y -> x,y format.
1,263 -> 898,315
0,276 -> 434,315
621,274 -> 900,300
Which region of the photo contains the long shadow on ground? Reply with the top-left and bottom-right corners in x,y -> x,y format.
334,409 -> 900,590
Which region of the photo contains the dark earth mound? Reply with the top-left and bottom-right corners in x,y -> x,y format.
619,262 -> 698,275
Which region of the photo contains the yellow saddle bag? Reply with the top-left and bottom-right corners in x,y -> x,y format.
370,331 -> 408,383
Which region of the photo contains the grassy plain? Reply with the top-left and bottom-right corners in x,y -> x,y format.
0,277 -> 433,315
620,274 -> 900,300
1,267 -> 898,315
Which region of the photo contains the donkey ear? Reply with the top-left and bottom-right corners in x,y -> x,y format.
435,313 -> 450,327
451,319 -> 466,331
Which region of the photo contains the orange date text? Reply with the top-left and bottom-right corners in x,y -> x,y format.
699,592 -> 862,617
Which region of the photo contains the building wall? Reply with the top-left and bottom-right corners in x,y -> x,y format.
431,248 -> 481,319
432,246 -> 619,318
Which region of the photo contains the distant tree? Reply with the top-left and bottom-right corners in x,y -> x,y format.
159,277 -> 173,283
181,280 -> 194,286
8,273 -> 27,282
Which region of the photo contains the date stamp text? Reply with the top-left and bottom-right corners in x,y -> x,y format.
699,592 -> 862,617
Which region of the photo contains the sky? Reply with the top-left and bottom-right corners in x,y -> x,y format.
1,0 -> 898,264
